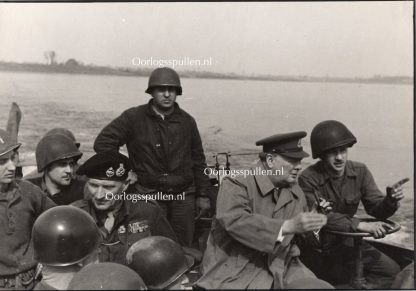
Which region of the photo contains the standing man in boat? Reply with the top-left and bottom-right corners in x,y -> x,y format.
298,120 -> 402,288
93,67 -> 212,247
72,151 -> 178,264
0,129 -> 55,289
196,132 -> 333,289
25,133 -> 85,205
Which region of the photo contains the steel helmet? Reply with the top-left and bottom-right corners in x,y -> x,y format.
68,263 -> 147,290
126,236 -> 194,289
0,129 -> 21,158
35,134 -> 82,172
310,120 -> 357,159
145,67 -> 182,95
45,127 -> 80,148
33,206 -> 100,266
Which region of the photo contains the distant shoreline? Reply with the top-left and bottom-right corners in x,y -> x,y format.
0,61 -> 412,85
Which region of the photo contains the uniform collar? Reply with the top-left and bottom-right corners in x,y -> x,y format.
316,160 -> 358,185
145,99 -> 182,120
0,180 -> 20,201
253,161 -> 275,196
253,161 -> 302,199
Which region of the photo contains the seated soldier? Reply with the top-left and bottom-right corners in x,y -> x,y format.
0,129 -> 55,290
126,236 -> 194,290
298,120 -> 402,288
72,152 -> 178,264
23,127 -> 82,180
25,133 -> 85,205
196,131 -> 333,289
33,206 -> 101,290
68,262 -> 146,290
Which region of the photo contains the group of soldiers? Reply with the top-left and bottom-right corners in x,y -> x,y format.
0,67 -> 411,290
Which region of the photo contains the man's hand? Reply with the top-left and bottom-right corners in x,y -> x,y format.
126,170 -> 138,185
312,197 -> 333,214
195,197 -> 211,219
386,177 -> 409,203
357,221 -> 392,239
386,178 -> 409,202
281,212 -> 327,235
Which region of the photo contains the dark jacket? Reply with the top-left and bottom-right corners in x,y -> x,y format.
0,180 -> 56,276
72,199 -> 178,264
94,100 -> 211,197
25,176 -> 85,205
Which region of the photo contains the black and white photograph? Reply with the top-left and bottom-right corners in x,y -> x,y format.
0,1 -> 413,289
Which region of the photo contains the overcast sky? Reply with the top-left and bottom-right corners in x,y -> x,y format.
0,2 -> 413,78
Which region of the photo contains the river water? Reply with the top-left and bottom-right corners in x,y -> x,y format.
0,71 -> 413,248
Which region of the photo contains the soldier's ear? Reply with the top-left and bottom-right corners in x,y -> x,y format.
265,154 -> 274,169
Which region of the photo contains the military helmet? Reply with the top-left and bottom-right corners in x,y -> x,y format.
33,206 -> 100,266
310,120 -> 357,159
45,127 -> 80,148
35,134 -> 82,172
145,67 -> 182,95
68,263 -> 147,290
126,236 -> 194,289
0,129 -> 21,158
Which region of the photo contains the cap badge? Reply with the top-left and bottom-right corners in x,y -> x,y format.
116,163 -> 125,177
106,167 -> 115,178
0,137 -> 4,144
297,139 -> 302,148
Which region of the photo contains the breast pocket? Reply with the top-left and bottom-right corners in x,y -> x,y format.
343,195 -> 360,215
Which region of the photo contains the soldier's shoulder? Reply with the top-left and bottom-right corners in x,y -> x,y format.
176,106 -> 196,122
15,179 -> 43,193
12,179 -> 46,203
347,160 -> 367,169
22,175 -> 43,187
292,183 -> 306,197
300,161 -> 323,178
70,199 -> 88,209
222,175 -> 248,188
122,105 -> 146,117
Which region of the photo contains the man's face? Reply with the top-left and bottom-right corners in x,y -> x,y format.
0,151 -> 18,185
85,178 -> 126,211
45,158 -> 75,187
266,154 -> 302,187
321,147 -> 348,177
151,86 -> 177,112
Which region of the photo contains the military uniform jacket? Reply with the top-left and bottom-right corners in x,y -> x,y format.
0,180 -> 55,276
299,160 -> 398,248
72,199 -> 178,264
93,100 -> 211,197
196,161 -> 315,289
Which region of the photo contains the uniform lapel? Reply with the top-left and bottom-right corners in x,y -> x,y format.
273,188 -> 294,214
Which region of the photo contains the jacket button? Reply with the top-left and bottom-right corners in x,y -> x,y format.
168,141 -> 172,145
156,144 -> 161,148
